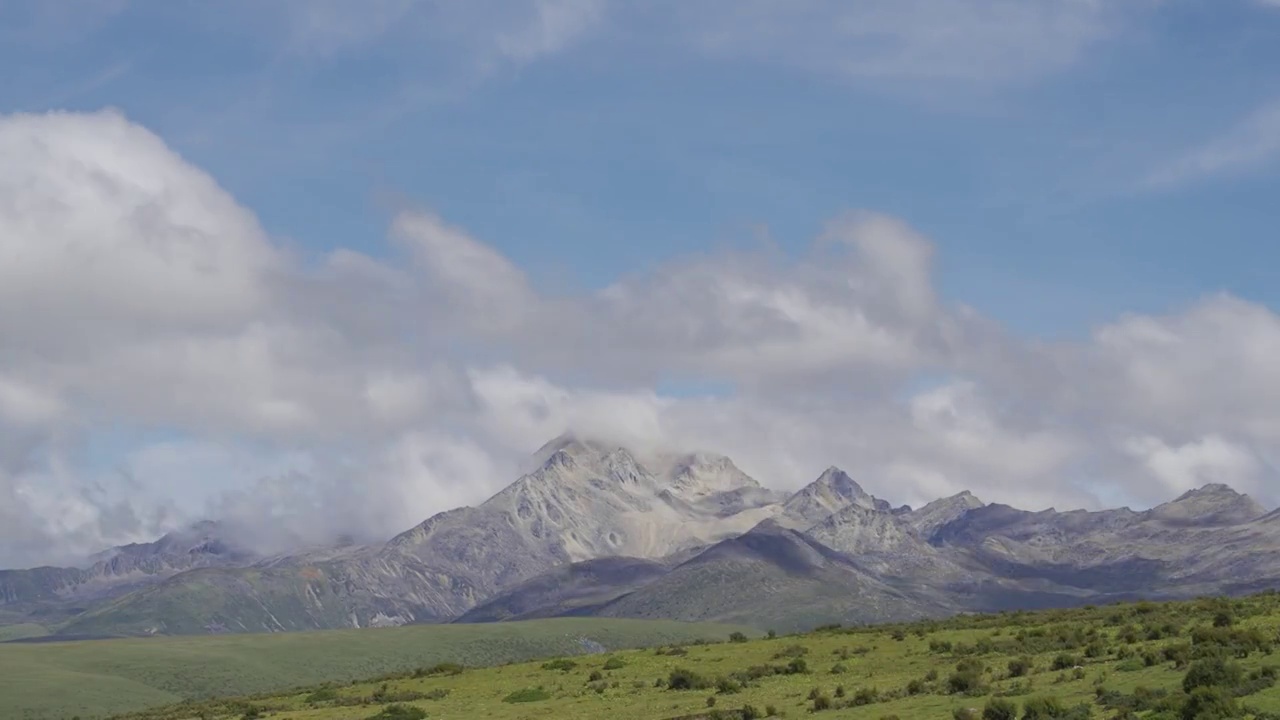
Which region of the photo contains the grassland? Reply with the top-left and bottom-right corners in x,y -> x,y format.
0,617 -> 751,720
89,591 -> 1280,720
0,622 -> 50,641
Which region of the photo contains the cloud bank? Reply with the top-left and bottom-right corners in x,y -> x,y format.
1,108 -> 1277,567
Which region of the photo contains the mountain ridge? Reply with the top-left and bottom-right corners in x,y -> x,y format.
3,434 -> 1278,638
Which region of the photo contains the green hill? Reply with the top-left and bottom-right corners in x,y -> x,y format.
0,617 -> 751,719
100,591 -> 1280,720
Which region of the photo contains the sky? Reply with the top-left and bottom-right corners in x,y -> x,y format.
1,0 -> 1279,568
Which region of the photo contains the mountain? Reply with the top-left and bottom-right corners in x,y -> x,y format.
456,557 -> 671,622
1143,484 -> 1266,527
5,434 -> 1279,638
0,521 -> 254,625
50,435 -> 792,636
779,466 -> 890,527
905,490 -> 985,539
586,520 -> 945,632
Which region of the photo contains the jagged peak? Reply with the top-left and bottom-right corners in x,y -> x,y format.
1148,482 -> 1265,525
1171,482 -> 1246,503
932,490 -> 985,510
796,466 -> 865,498
661,451 -> 763,497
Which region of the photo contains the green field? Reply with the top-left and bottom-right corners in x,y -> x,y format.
0,623 -> 50,642
95,592 -> 1280,720
0,618 -> 752,720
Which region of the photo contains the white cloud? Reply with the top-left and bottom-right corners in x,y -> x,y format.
666,0 -> 1146,86
1,108 -> 1278,568
1146,100 -> 1280,188
1123,434 -> 1265,500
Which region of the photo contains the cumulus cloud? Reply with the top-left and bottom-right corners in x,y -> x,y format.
1,108 -> 1277,568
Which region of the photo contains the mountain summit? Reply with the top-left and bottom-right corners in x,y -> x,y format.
1146,483 -> 1267,526
781,467 -> 889,527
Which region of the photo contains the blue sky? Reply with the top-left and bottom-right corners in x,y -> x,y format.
5,0 -> 1278,336
3,0 -> 1280,565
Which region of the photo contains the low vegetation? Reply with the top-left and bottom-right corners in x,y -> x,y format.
0,617 -> 749,719
11,592 -> 1280,719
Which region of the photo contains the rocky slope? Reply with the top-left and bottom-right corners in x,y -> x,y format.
0,521 -> 255,625
6,434 -> 1279,637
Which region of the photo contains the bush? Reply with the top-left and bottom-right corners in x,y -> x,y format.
812,692 -> 833,711
1051,654 -> 1077,671
414,662 -> 464,677
542,658 -> 578,672
1180,686 -> 1238,720
831,663 -> 848,674
948,670 -> 987,695
305,688 -> 339,704
853,687 -> 879,705
1008,657 -> 1033,677
729,631 -> 749,643
1183,657 -> 1244,694
603,657 -> 626,670
366,705 -> 427,720
668,668 -> 711,691
715,676 -> 742,694
983,697 -> 1018,720
503,688 -> 552,703
588,670 -> 604,682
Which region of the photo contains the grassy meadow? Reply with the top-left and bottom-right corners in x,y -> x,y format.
96,592 -> 1280,720
0,617 -> 751,720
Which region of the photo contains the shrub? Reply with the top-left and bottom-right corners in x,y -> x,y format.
1182,657 -> 1244,694
853,687 -> 879,705
542,658 -> 578,672
787,658 -> 809,674
366,705 -> 427,720
831,663 -> 849,674
953,708 -> 981,720
305,688 -> 339,704
503,688 -> 552,703
729,631 -> 749,643
983,697 -> 1018,720
588,670 -> 604,682
1180,686 -> 1238,720
1020,696 -> 1064,719
811,692 -> 833,711
603,657 -> 626,670
667,668 -> 711,691
773,644 -> 809,659
948,670 -> 986,695
1050,654 -> 1077,671
414,662 -> 464,677
1008,657 -> 1033,677
715,676 -> 742,694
